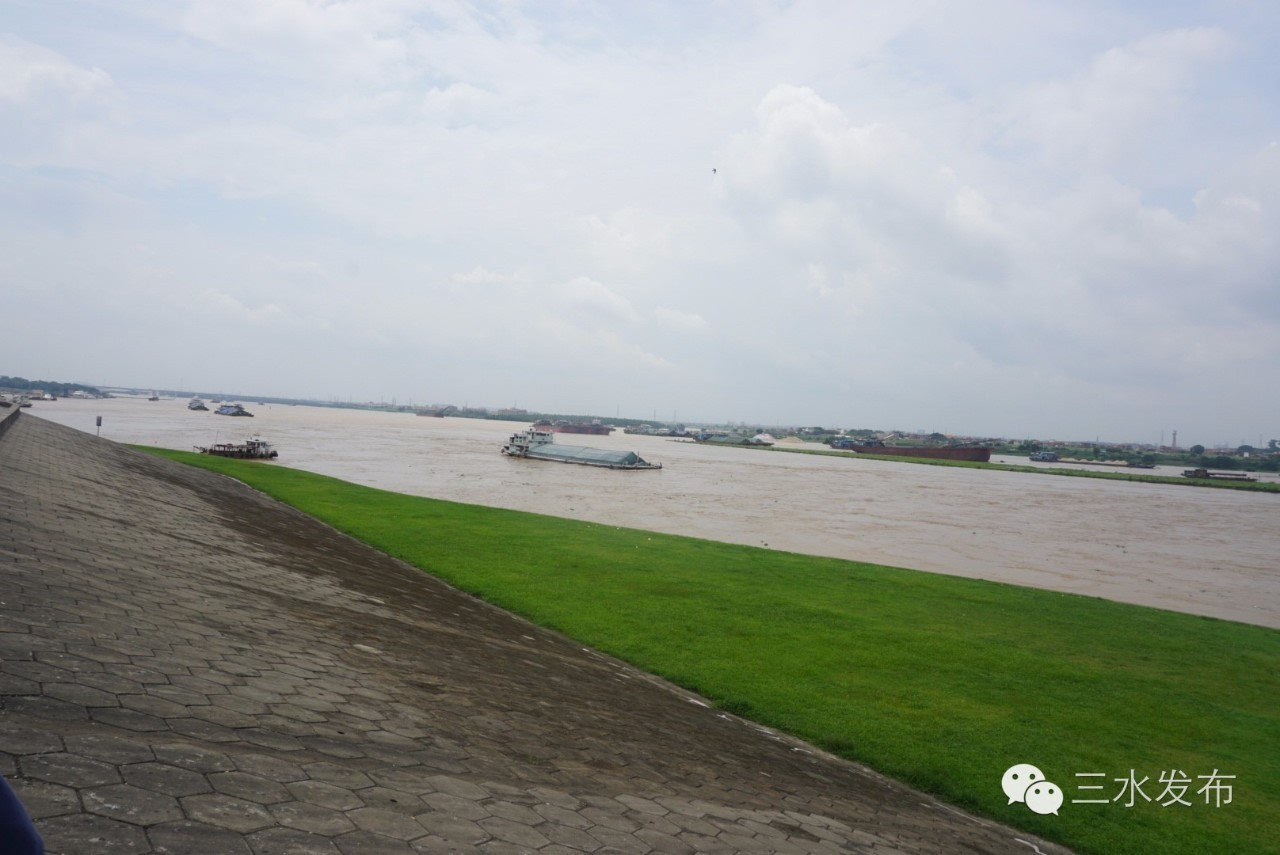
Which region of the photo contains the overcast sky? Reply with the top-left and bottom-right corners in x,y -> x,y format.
3,1 -> 1277,445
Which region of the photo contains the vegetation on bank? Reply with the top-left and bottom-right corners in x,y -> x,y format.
142,447 -> 1279,855
762,444 -> 1280,492
995,439 -> 1280,473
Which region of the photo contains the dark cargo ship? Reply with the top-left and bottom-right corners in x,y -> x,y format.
830,438 -> 991,463
535,419 -> 615,435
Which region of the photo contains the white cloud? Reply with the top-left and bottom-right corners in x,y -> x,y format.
197,289 -> 289,326
1003,27 -> 1232,171
450,265 -> 524,286
0,37 -> 113,103
654,306 -> 707,332
555,276 -> 639,326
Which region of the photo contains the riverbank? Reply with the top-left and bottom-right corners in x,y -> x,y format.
0,412 -> 1066,853
147,442 -> 1280,855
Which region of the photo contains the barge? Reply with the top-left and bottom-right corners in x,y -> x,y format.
502,428 -> 660,470
536,419 -> 615,435
1182,468 -> 1256,482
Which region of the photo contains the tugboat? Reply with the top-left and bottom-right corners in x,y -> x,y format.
188,397 -> 209,411
502,428 -> 661,470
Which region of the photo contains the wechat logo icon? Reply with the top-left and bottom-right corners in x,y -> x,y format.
1002,763 -> 1063,816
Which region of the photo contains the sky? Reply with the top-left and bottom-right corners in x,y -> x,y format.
2,1 -> 1278,446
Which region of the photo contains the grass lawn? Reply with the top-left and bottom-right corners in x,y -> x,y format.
143,447 -> 1279,855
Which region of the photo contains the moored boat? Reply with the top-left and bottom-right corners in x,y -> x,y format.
196,437 -> 278,459
502,428 -> 660,470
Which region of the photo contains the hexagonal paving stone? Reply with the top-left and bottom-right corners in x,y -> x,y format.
63,733 -> 156,766
358,786 -> 424,812
346,806 -> 426,841
0,722 -> 63,755
22,752 -> 121,788
168,717 -> 240,743
3,695 -> 88,722
84,783 -> 185,825
0,673 -> 39,695
476,816 -> 551,850
247,826 -> 343,854
8,778 -> 80,819
121,761 -> 213,797
41,681 -> 122,707
233,752 -> 308,783
303,762 -> 375,790
299,735 -> 369,759
334,829 -> 417,853
209,770 -> 292,805
238,728 -> 306,752
424,775 -> 487,801
153,742 -> 237,773
147,819 -> 254,854
541,822 -> 606,852
270,799 -> 358,835
421,792 -> 491,822
38,812 -> 152,855
182,793 -> 275,833
89,707 -> 170,732
285,779 -> 364,812
484,800 -> 542,826
119,691 -> 191,718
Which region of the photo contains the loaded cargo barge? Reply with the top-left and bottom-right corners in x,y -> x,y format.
502,428 -> 661,470
829,438 -> 992,463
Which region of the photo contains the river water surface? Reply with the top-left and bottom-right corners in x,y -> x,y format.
28,397 -> 1280,629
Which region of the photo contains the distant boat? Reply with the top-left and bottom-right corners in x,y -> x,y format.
148,392 -> 159,401
214,403 -> 253,417
502,428 -> 661,470
188,397 -> 209,411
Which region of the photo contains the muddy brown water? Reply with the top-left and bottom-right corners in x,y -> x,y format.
29,398 -> 1280,629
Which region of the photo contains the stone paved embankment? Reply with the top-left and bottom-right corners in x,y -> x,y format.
0,412 -> 1068,854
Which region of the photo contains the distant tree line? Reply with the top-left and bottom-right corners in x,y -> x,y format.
0,376 -> 102,397
1004,439 -> 1278,472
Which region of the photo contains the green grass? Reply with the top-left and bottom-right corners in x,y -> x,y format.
143,447 -> 1280,854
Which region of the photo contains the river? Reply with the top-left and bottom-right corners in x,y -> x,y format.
25,396 -> 1280,629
